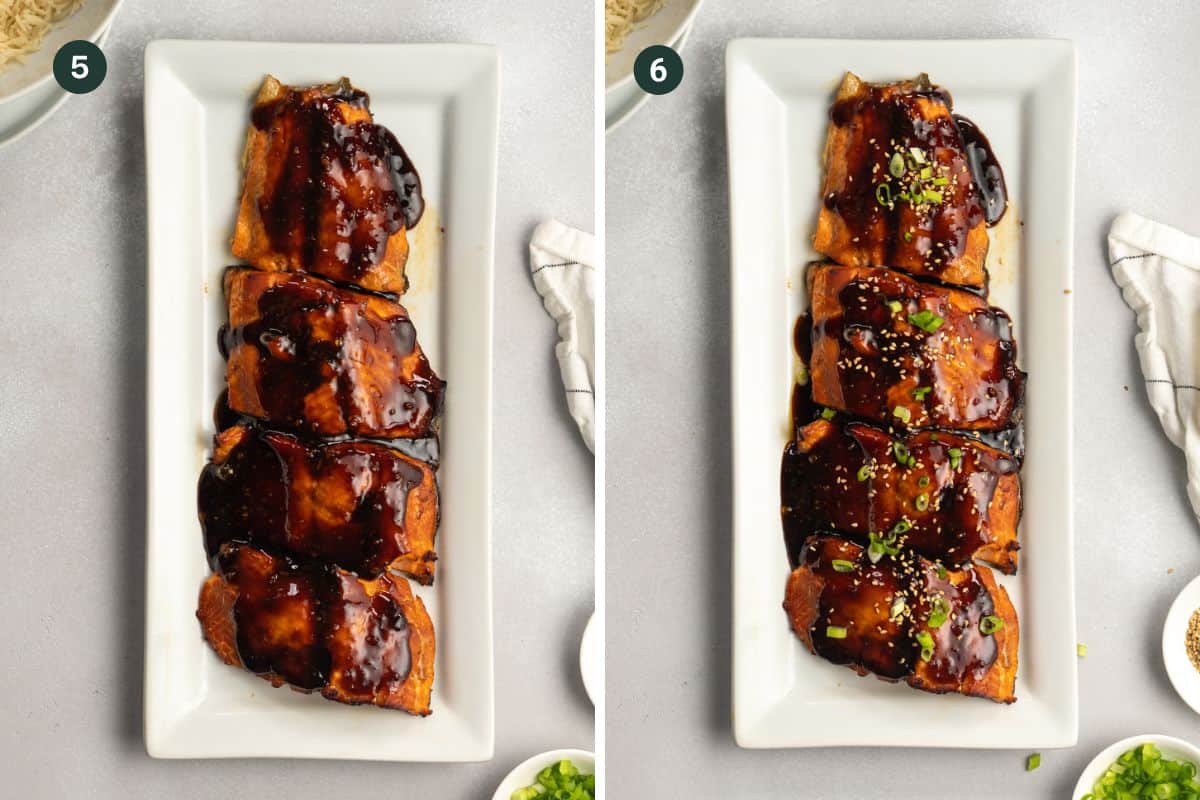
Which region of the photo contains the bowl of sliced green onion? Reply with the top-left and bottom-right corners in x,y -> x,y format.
1073,736 -> 1200,800
492,749 -> 596,800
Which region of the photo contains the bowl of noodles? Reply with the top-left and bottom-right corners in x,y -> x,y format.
0,0 -> 124,103
605,0 -> 703,90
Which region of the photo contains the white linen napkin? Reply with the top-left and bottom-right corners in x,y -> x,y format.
1109,211 -> 1200,518
529,219 -> 596,453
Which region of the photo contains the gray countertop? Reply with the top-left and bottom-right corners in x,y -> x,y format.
0,1 -> 593,797
608,2 -> 1200,797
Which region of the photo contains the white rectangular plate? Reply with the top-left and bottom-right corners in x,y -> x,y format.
727,39 -> 1077,749
143,40 -> 498,761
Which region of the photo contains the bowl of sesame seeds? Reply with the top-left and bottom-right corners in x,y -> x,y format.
1162,573 -> 1200,716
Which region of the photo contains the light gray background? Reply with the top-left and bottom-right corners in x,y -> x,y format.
0,1 -> 593,797
608,2 -> 1200,797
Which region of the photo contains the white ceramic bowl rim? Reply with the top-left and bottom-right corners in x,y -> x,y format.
1163,573 -> 1200,716
1072,734 -> 1200,799
492,748 -> 596,800
0,0 -> 124,105
604,0 -> 704,91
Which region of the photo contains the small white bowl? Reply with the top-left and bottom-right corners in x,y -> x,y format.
1072,735 -> 1200,799
604,0 -> 704,131
492,749 -> 596,800
0,0 -> 124,104
1163,573 -> 1200,715
579,611 -> 600,706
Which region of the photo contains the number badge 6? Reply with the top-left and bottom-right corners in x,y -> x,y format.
634,45 -> 684,96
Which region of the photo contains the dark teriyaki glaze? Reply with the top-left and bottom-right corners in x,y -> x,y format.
824,78 -> 985,273
325,573 -> 412,701
798,535 -> 915,679
199,424 -> 434,581
215,544 -> 414,693
223,269 -> 444,439
953,115 -> 1007,226
808,265 -> 1025,431
251,79 -> 423,282
913,563 -> 998,684
781,419 -> 1019,571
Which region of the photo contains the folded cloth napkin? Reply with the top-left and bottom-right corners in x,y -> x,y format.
1109,211 -> 1200,518
529,219 -> 596,453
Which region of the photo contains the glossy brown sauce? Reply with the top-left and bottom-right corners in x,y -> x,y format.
781,419 -> 1017,569
917,564 -> 998,683
223,271 -> 444,438
326,573 -> 412,699
953,115 -> 1007,226
251,81 -> 423,281
801,536 -> 914,679
217,544 -> 413,693
825,82 -> 986,271
809,268 -> 1024,430
199,425 -> 428,578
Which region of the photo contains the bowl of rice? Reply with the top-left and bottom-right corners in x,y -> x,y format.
0,0 -> 124,103
605,0 -> 703,90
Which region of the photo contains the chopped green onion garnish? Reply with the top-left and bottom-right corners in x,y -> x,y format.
892,441 -> 916,467
923,189 -> 944,204
875,182 -> 893,206
913,386 -> 932,401
909,147 -> 926,165
821,407 -> 837,420
914,493 -> 930,511
919,166 -> 932,180
831,559 -> 856,573
889,598 -> 907,620
903,230 -> 913,243
936,563 -> 948,580
856,463 -> 871,482
867,531 -> 900,562
980,615 -> 1004,635
948,447 -> 963,470
933,176 -> 950,186
1077,643 -> 1087,658
889,152 -> 905,178
917,475 -> 930,488
516,758 -> 595,800
826,625 -> 848,639
916,630 -> 934,662
886,299 -> 902,313
1026,753 -> 1041,772
1079,742 -> 1200,799
908,309 -> 945,333
927,596 -> 950,628
892,519 -> 912,535
892,406 -> 912,424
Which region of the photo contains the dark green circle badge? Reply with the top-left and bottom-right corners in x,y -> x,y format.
634,45 -> 683,95
53,40 -> 107,94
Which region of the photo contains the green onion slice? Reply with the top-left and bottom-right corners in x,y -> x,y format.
826,625 -> 848,639
948,447 -> 963,470
889,152 -> 905,178
856,463 -> 872,482
904,230 -> 913,243
914,493 -> 930,511
820,407 -> 837,420
927,596 -> 950,628
1077,643 -> 1087,658
913,386 -> 932,401
889,597 -> 907,620
891,519 -> 912,535
909,146 -> 927,165
908,309 -> 946,333
875,182 -> 893,207
831,559 -> 856,573
917,475 -> 931,488
936,563 -> 948,580
980,615 -> 1004,635
1026,753 -> 1041,772
892,406 -> 912,424
886,299 -> 902,313
916,630 -> 934,661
